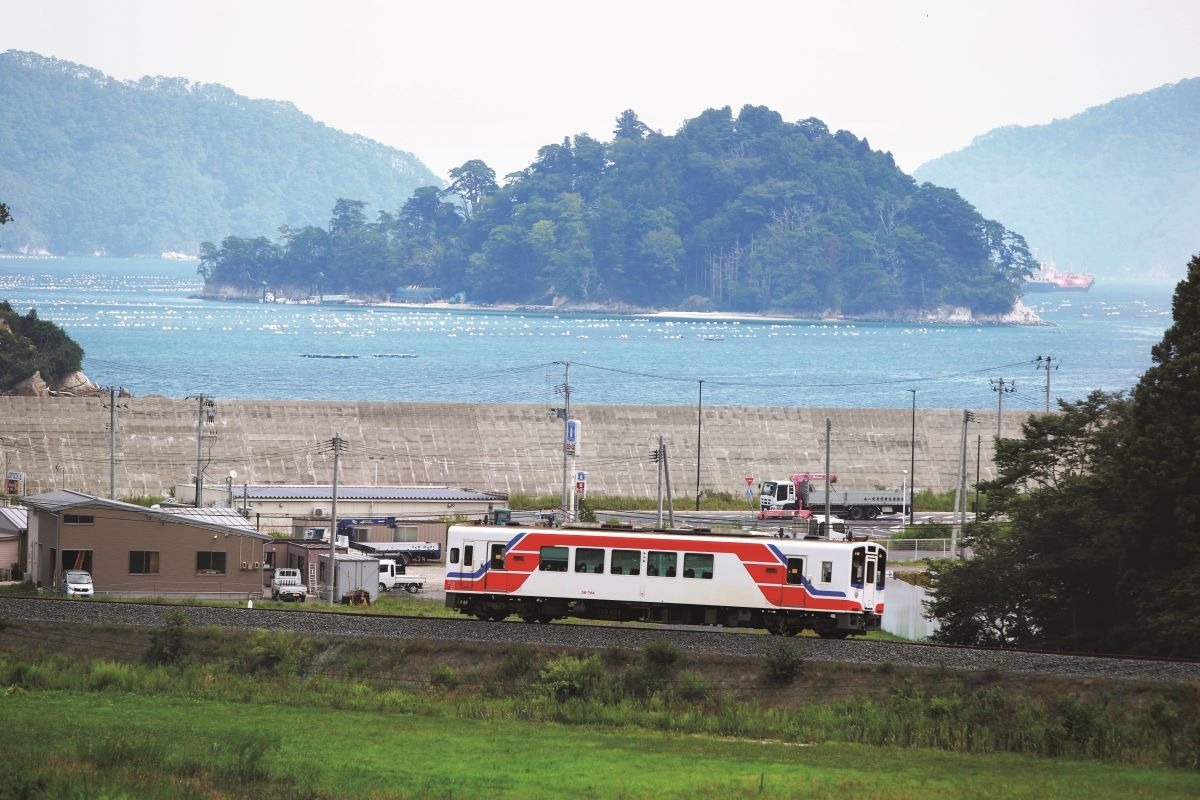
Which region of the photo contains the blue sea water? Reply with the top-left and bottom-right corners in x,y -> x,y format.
0,256 -> 1179,410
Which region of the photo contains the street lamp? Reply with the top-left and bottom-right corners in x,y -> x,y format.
901,469 -> 908,522
695,380 -> 703,511
227,470 -> 237,508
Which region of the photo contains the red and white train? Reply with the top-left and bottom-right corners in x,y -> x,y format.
444,524 -> 886,638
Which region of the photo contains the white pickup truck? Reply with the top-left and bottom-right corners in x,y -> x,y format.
378,559 -> 426,594
270,567 -> 309,602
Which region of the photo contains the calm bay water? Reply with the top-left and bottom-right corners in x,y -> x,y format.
0,256 -> 1178,410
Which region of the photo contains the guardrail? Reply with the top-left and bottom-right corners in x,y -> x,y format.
883,538 -> 956,561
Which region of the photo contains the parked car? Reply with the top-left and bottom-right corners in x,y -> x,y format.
62,570 -> 94,598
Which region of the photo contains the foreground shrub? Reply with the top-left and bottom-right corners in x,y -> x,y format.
537,654 -> 605,702
763,640 -> 804,684
144,609 -> 190,666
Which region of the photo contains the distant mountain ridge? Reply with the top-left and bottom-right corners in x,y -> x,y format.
914,77 -> 1200,280
0,50 -> 440,256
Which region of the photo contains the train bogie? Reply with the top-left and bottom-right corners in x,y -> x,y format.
444,524 -> 885,637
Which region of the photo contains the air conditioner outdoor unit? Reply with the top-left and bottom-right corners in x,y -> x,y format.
313,507 -> 326,517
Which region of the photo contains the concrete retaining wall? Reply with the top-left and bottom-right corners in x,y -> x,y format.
1,397 -> 1034,501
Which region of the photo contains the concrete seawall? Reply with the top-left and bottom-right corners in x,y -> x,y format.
1,397 -> 1034,500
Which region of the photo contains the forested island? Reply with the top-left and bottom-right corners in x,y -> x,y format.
199,107 -> 1038,318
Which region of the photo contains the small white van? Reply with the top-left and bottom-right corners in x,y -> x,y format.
62,570 -> 94,598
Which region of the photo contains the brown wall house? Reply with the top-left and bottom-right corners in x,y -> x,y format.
23,490 -> 271,600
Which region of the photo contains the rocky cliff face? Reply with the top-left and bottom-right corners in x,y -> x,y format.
7,370 -> 128,398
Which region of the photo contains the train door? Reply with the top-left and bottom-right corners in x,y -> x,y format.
851,546 -> 879,610
483,540 -> 510,590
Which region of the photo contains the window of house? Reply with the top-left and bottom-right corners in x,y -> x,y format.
196,551 -> 226,574
821,561 -> 833,583
575,547 -> 604,574
682,553 -> 713,579
539,546 -> 568,572
63,514 -> 94,524
611,549 -> 640,575
129,551 -> 159,574
647,551 -> 677,577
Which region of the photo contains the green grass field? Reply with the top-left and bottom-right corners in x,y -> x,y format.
5,691 -> 1198,800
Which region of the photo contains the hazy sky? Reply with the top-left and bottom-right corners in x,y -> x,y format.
4,1 -> 1199,181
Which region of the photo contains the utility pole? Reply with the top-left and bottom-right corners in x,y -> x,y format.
824,418 -> 832,525
328,433 -> 344,604
189,395 -> 216,507
694,379 -> 703,511
908,388 -> 917,525
990,377 -> 1015,439
101,387 -> 126,499
662,440 -> 675,528
974,434 -> 982,516
1035,355 -> 1057,413
652,436 -> 664,527
557,362 -> 571,521
953,410 -> 976,558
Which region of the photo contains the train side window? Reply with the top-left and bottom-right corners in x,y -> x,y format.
576,547 -> 604,574
648,551 -> 677,578
683,553 -> 713,579
449,547 -> 460,565
786,557 -> 805,585
539,546 -> 569,572
821,561 -> 832,583
490,543 -> 506,570
464,545 -> 474,568
611,549 -> 640,575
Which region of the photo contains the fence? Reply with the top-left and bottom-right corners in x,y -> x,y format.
884,538 -> 958,561
882,578 -> 940,640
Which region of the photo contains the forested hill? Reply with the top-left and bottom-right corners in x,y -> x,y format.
915,77 -> 1200,280
0,50 -> 440,256
202,108 -> 1037,317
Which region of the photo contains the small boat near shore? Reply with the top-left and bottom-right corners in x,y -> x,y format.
300,353 -> 358,359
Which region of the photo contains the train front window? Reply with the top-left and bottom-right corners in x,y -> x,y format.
876,553 -> 887,588
539,546 -> 569,572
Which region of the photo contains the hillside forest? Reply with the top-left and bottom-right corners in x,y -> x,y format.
199,107 -> 1038,316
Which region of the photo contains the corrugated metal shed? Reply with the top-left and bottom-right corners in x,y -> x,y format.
0,506 -> 27,533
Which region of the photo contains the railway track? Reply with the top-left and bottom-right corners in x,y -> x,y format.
1,596 -> 1196,684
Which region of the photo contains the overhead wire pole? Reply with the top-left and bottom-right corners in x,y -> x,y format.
907,388 -> 917,526
953,410 -> 976,558
1036,355 -> 1057,412
328,433 -> 344,604
990,377 -> 1015,438
557,361 -> 571,522
188,394 -> 215,507
101,386 -> 126,499
695,379 -> 703,511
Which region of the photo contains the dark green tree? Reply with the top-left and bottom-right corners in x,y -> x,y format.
443,159 -> 497,220
0,201 -> 10,226
927,254 -> 1200,657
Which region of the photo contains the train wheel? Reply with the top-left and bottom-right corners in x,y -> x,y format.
537,615 -> 553,624
474,612 -> 489,621
764,617 -> 786,636
520,614 -> 538,623
817,629 -> 849,640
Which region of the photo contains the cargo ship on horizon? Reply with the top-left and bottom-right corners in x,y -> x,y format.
1023,261 -> 1095,293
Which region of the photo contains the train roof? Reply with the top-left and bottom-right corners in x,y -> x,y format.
450,522 -> 881,547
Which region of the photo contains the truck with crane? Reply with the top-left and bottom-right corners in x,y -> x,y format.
758,473 -> 904,521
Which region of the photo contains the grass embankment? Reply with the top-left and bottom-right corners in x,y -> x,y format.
0,614 -> 1197,799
